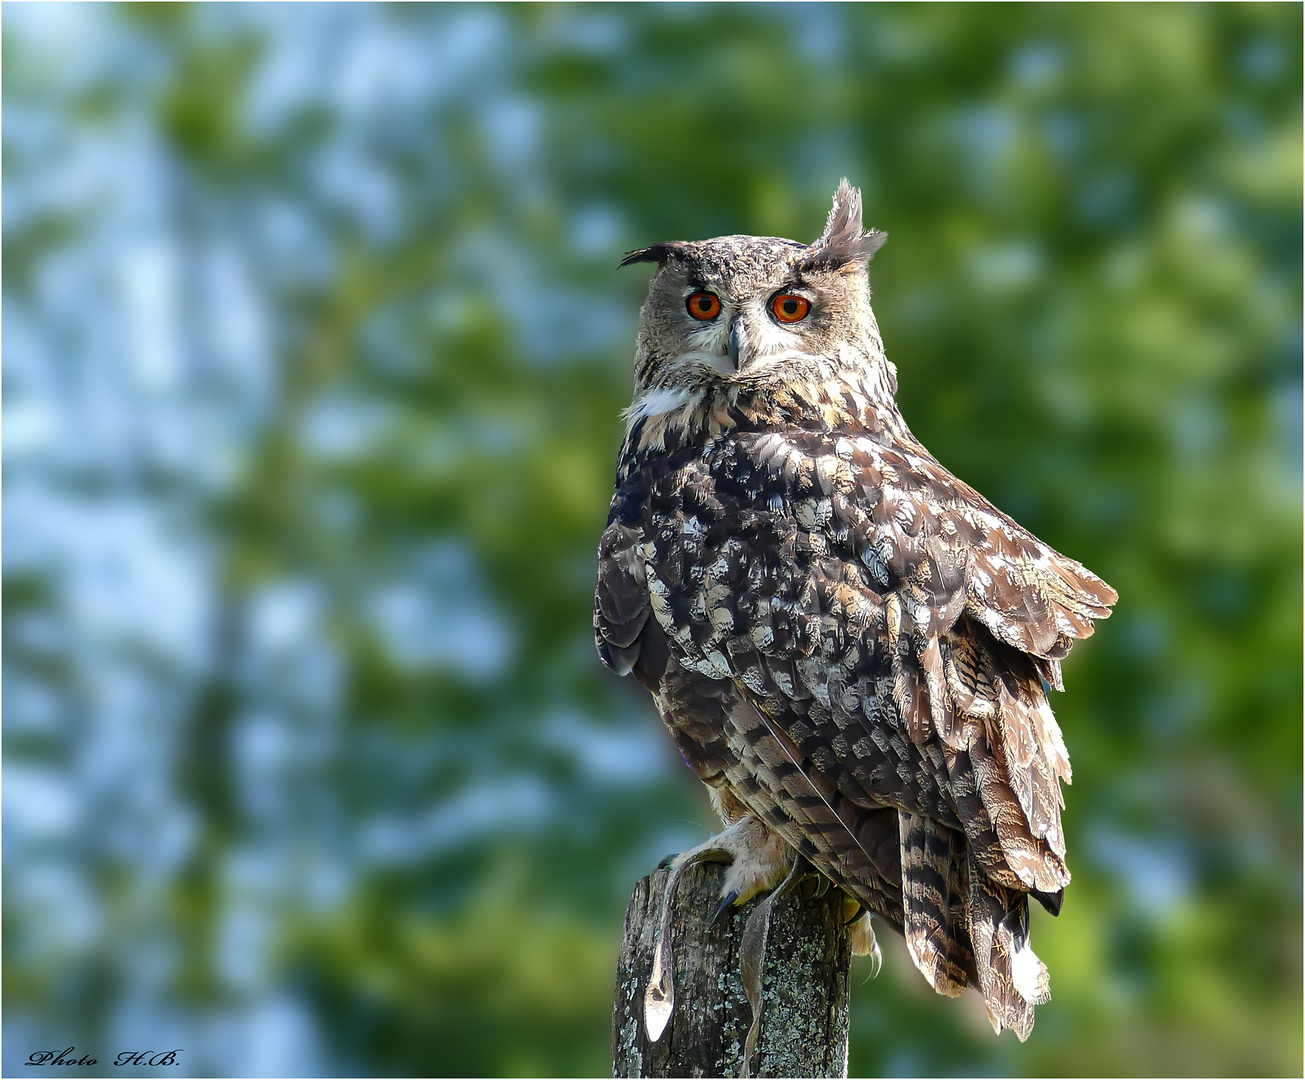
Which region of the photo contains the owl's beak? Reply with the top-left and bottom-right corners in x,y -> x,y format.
727,316 -> 742,370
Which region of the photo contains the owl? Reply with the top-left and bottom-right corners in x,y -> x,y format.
594,180 -> 1116,1041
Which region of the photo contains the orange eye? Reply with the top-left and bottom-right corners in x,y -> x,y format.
770,293 -> 810,323
686,292 -> 721,320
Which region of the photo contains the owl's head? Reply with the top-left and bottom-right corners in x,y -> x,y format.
622,179 -> 888,397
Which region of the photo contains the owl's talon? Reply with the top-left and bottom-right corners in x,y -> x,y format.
713,890 -> 740,924
671,815 -> 790,912
656,852 -> 678,870
800,873 -> 831,900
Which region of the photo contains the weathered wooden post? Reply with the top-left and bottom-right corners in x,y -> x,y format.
612,860 -> 852,1078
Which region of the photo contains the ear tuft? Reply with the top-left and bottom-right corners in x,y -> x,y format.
619,241 -> 686,268
805,178 -> 887,269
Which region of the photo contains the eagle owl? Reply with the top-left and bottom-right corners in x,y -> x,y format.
594,180 -> 1116,1041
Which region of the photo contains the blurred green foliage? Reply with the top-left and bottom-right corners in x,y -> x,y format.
3,3 -> 1300,1076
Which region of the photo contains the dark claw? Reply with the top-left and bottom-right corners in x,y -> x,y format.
801,873 -> 831,900
657,852 -> 680,870
713,890 -> 740,924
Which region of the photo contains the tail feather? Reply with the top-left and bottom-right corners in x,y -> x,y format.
898,812 -> 974,996
968,866 -> 1050,1042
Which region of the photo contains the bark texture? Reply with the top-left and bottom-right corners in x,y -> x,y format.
612,862 -> 851,1078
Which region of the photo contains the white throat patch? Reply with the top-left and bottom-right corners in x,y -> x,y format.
623,386 -> 699,435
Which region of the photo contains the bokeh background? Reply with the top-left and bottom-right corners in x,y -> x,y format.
4,3 -> 1301,1076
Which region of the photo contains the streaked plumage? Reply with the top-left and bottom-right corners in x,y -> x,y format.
595,180 -> 1116,1039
